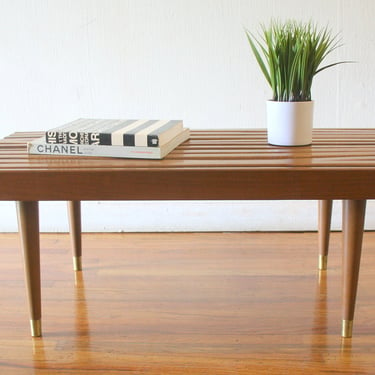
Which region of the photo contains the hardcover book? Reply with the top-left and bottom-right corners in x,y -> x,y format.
28,128 -> 190,160
45,118 -> 184,147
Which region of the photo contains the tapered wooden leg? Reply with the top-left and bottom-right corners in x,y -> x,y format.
318,200 -> 333,270
16,201 -> 42,337
341,199 -> 366,338
68,201 -> 82,271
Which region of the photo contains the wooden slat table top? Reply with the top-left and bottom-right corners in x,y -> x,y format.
1,129 -> 375,201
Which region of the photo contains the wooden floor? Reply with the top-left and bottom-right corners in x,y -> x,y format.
1,232 -> 375,374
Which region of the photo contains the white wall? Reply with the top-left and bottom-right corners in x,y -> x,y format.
1,0 -> 374,232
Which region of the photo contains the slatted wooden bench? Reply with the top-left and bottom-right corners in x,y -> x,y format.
0,129 -> 373,338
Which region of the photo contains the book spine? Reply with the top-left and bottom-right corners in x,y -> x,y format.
28,142 -> 161,159
45,119 -> 184,147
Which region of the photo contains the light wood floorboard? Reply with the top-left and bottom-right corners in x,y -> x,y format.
1,232 -> 375,374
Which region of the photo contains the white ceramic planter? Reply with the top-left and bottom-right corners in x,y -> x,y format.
266,100 -> 314,146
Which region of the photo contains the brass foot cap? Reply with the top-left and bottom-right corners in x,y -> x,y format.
319,255 -> 328,270
342,320 -> 353,338
30,319 -> 42,337
73,256 -> 82,271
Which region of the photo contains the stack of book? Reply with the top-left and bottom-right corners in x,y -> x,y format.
28,118 -> 190,159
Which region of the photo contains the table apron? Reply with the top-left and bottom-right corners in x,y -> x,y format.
0,169 -> 374,201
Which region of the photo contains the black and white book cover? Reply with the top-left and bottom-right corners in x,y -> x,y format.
46,119 -> 184,147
